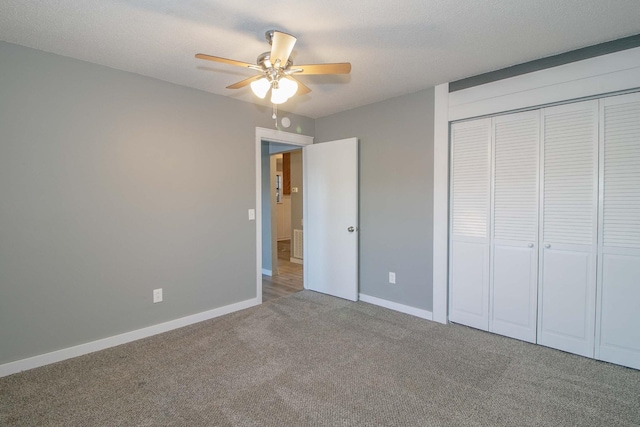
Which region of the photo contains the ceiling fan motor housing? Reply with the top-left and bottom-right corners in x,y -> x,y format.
257,52 -> 293,70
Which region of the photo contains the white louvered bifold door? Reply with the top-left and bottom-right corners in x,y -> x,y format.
449,118 -> 491,330
596,92 -> 640,370
490,111 -> 539,343
538,100 -> 599,358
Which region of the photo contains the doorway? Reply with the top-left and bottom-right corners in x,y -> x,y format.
254,127 -> 313,304
263,150 -> 304,302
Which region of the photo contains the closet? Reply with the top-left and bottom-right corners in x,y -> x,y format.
449,92 -> 640,370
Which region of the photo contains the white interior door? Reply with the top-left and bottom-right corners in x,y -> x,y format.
303,138 -> 358,301
449,118 -> 491,330
490,111 -> 539,343
538,100 -> 599,358
596,92 -> 640,370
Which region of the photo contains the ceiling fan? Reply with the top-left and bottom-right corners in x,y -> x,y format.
195,30 -> 351,106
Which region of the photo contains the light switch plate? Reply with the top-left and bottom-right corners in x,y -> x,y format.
248,209 -> 255,220
389,272 -> 396,284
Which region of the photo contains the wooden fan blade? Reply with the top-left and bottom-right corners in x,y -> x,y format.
226,75 -> 263,89
289,76 -> 311,95
195,53 -> 255,69
270,31 -> 297,67
294,63 -> 351,75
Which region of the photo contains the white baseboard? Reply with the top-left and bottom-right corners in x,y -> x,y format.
0,297 -> 260,378
289,257 -> 303,265
359,294 -> 433,321
262,268 -> 272,276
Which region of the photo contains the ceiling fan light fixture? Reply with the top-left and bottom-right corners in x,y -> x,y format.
250,77 -> 271,99
279,77 -> 298,99
270,86 -> 289,105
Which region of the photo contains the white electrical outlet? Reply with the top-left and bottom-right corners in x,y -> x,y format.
153,288 -> 163,303
248,209 -> 255,220
389,272 -> 396,284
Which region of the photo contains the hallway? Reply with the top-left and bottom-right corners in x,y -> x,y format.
262,240 -> 303,302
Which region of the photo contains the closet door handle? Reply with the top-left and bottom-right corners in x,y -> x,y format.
528,243 -> 534,248
545,243 -> 551,249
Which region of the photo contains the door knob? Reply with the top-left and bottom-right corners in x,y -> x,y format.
545,243 -> 551,248
528,243 -> 534,248
348,226 -> 356,232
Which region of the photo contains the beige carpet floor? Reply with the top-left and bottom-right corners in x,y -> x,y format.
1,290 -> 639,426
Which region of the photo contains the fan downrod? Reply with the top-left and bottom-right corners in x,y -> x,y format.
265,30 -> 275,45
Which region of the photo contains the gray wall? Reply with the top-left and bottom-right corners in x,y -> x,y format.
315,89 -> 435,311
260,143 -> 273,273
0,42 -> 314,364
269,142 -> 296,154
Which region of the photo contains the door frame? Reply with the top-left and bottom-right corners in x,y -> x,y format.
255,127 -> 313,303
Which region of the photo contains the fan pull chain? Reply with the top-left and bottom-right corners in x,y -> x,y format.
272,103 -> 278,127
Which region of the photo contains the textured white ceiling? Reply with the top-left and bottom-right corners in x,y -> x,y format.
1,1 -> 640,118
